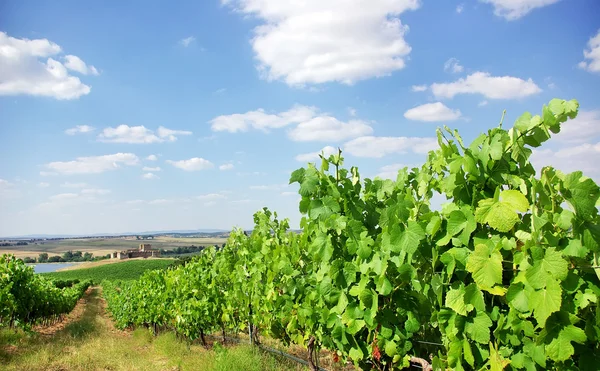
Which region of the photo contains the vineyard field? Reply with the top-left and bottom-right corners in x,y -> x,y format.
102,100 -> 600,370
42,259 -> 175,283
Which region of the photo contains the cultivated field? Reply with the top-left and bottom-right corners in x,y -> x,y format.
0,236 -> 227,259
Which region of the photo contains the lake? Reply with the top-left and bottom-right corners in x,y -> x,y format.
28,262 -> 81,273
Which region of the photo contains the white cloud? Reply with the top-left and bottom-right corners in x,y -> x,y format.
443,58 -> 464,73
166,157 -> 214,171
142,173 -> 159,180
552,110 -> 600,144
478,100 -> 489,107
288,116 -> 373,142
38,182 -> 50,188
529,109 -> 600,182
142,166 -> 161,172
376,163 -> 411,179
431,72 -> 541,99
98,125 -> 160,143
348,107 -> 357,117
531,144 -> 600,182
224,0 -> 420,85
214,88 -> 226,95
146,154 -> 158,161
81,188 -> 111,195
45,153 -> 139,174
210,105 -> 317,133
481,0 -> 561,20
578,29 -> 600,74
0,32 -> 94,100
212,105 -> 372,142
343,136 -> 437,158
179,37 -> 195,47
219,163 -> 234,171
40,171 -> 58,177
295,146 -> 338,162
456,4 -> 464,13
281,191 -> 297,196
404,102 -> 462,122
61,182 -> 87,188
63,55 -> 99,75
156,126 -> 193,141
98,125 -> 192,143
65,125 -> 95,135
411,85 -> 427,92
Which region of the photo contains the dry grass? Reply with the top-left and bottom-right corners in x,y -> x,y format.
0,288 -> 305,371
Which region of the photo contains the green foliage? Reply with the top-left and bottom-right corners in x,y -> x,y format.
103,99 -> 599,370
0,254 -> 91,329
42,259 -> 174,283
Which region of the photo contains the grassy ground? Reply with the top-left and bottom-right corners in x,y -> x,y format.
0,288 -> 304,371
41,259 -> 175,283
1,236 -> 227,259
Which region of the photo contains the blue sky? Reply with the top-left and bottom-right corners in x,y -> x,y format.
1,0 -> 599,236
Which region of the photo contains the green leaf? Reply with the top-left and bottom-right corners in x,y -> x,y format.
562,171 -> 600,221
465,312 -> 492,344
447,210 -> 468,236
525,247 -> 568,289
530,279 -> 562,326
376,276 -> 392,296
463,339 -> 475,367
384,340 -> 397,357
545,325 -> 587,362
395,221 -> 425,255
349,346 -> 364,361
289,168 -> 305,183
298,167 -> 319,196
562,239 -> 588,258
464,284 -> 486,312
446,286 -> 468,316
554,209 -> 574,230
475,190 -> 529,232
506,283 -> 529,313
514,112 -> 532,132
466,244 -> 503,292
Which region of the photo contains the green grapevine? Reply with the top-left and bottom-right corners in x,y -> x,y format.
0,254 -> 92,329
103,99 -> 600,370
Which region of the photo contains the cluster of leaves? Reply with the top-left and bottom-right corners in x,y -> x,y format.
0,254 -> 92,329
103,99 -> 599,370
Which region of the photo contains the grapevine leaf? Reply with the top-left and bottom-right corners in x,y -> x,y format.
384,340 -> 397,357
562,239 -> 588,258
506,283 -> 529,313
396,221 -> 425,255
525,247 -> 568,289
289,168 -> 305,184
545,324 -> 587,362
298,167 -> 319,196
464,284 -> 485,312
445,286 -> 468,316
530,279 -> 562,326
466,244 -> 503,292
562,171 -> 600,221
463,339 -> 475,367
465,312 -> 492,344
475,190 -> 529,232
447,210 -> 468,236
514,112 -> 532,132
376,276 -> 392,296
